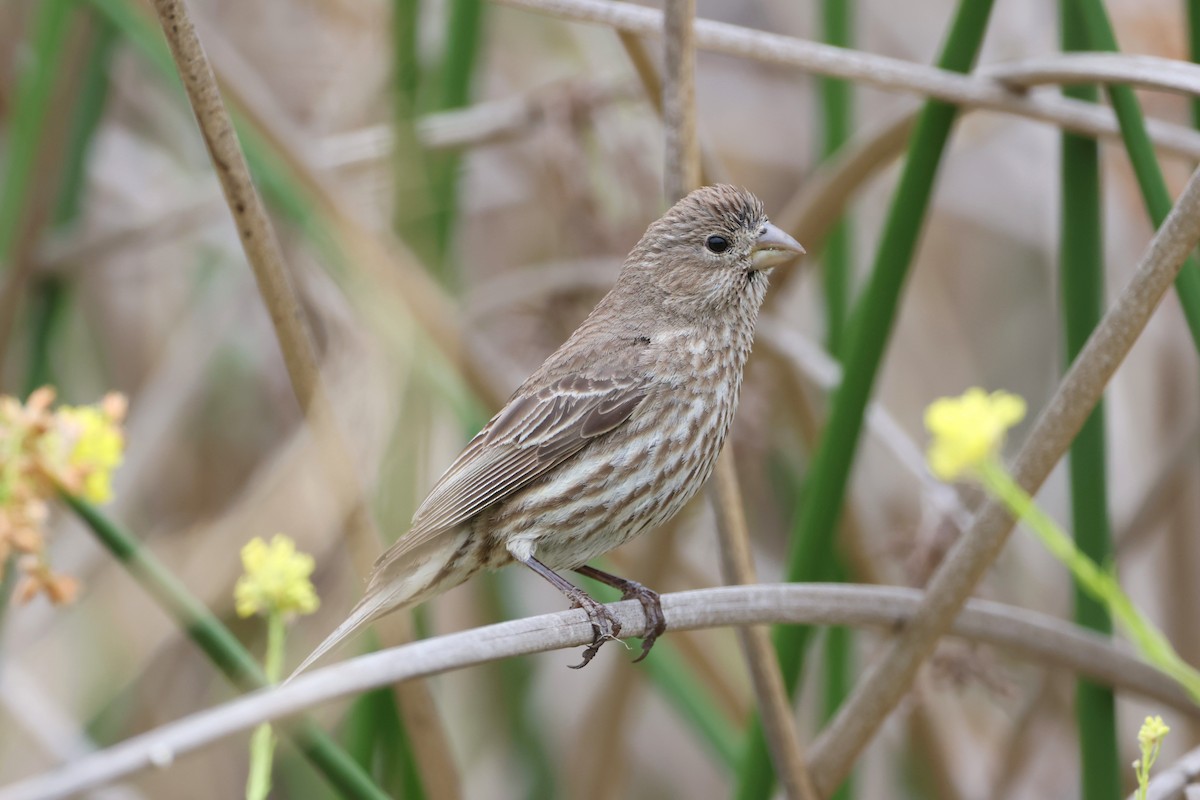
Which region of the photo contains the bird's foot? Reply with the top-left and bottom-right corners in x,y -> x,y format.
574,565 -> 667,663
618,583 -> 665,663
569,594 -> 622,670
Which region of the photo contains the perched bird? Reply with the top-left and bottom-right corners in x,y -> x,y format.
293,184 -> 804,675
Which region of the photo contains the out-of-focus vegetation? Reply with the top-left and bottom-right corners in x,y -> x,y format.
1,1 -> 1199,798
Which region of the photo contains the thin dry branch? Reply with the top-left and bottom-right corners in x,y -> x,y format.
4,584 -> 1196,800
806,162 -> 1200,795
151,0 -> 324,419
313,79 -> 640,166
492,0 -> 1200,162
662,0 -> 699,201
617,31 -> 663,110
984,53 -> 1200,96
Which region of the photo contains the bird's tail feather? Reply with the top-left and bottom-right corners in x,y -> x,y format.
286,590 -> 394,681
286,532 -> 469,682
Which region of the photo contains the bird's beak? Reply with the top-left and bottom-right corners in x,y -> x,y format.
752,222 -> 805,270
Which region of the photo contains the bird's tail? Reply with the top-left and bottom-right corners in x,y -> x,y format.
286,588 -> 396,681
286,531 -> 469,682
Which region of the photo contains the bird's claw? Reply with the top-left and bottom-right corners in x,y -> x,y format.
621,584 -> 665,663
568,596 -> 622,669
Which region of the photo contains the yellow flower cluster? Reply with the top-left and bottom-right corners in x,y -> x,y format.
235,535 -> 320,618
924,388 -> 1026,480
1138,714 -> 1170,751
54,402 -> 126,504
1135,715 -> 1170,798
0,387 -> 126,605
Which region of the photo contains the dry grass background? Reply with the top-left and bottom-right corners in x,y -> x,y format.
1,0 -> 1199,798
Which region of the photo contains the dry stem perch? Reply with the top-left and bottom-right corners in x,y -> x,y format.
5,584 -> 1198,800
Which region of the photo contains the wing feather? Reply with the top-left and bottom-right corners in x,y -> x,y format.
374,375 -> 648,570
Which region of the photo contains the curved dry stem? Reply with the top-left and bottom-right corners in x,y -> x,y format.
663,0 -> 699,202
984,53 -> 1200,96
615,31 -> 727,186
4,584 -> 1196,800
314,79 -> 641,168
151,0 -> 322,417
493,0 -> 1200,162
807,163 -> 1200,796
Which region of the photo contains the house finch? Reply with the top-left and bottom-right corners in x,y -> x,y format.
294,184 -> 803,675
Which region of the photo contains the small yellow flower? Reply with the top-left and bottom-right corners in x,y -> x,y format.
1139,715 -> 1170,752
54,397 -> 126,503
0,388 -> 127,606
924,388 -> 1026,480
1135,714 -> 1170,798
235,535 -> 320,618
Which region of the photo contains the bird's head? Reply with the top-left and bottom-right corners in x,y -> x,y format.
622,184 -> 805,315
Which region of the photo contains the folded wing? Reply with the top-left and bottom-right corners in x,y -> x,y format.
374,374 -> 649,571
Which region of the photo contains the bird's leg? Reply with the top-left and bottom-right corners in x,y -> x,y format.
575,565 -> 665,663
516,555 -> 622,669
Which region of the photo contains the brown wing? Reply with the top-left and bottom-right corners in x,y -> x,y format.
374,374 -> 648,570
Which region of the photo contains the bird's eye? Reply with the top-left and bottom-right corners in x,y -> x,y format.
705,235 -> 729,254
